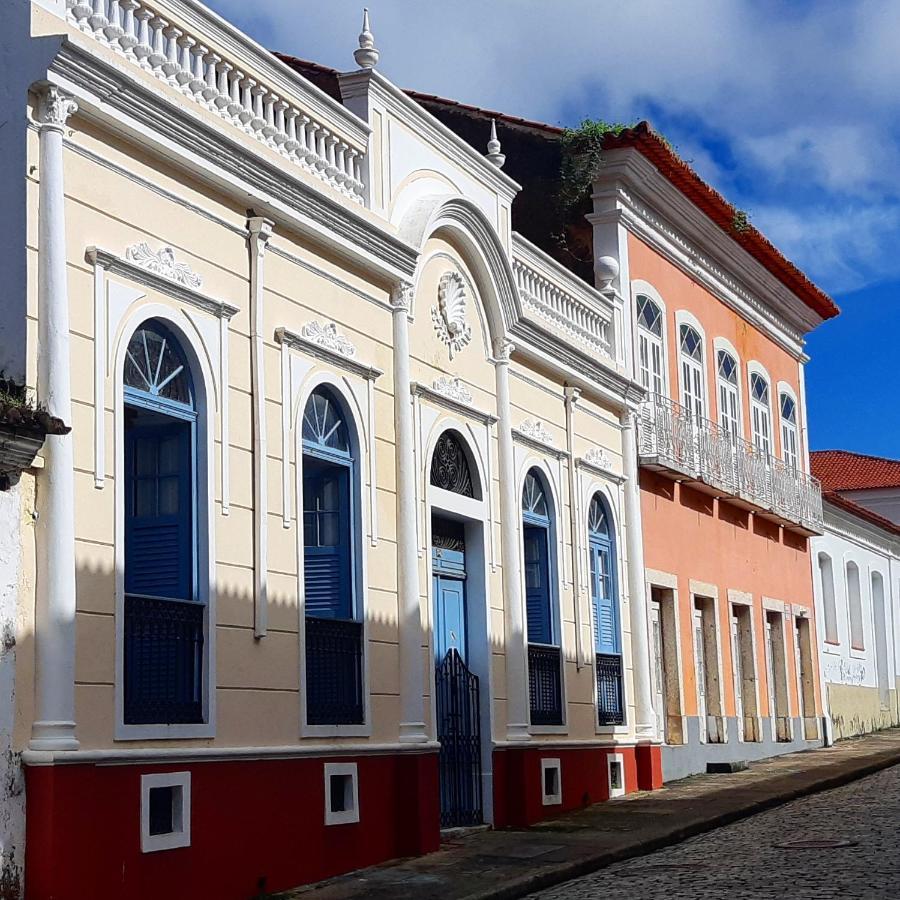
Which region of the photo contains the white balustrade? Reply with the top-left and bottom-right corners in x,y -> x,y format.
511,236 -> 614,359
64,0 -> 366,202
638,392 -> 824,532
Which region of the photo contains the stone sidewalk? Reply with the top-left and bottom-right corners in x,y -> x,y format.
271,729 -> 900,900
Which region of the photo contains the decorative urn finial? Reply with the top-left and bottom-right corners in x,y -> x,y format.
485,119 -> 506,168
595,255 -> 620,291
354,8 -> 380,69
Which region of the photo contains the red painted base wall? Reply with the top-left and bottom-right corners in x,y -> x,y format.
25,751 -> 439,900
492,745 -> 638,827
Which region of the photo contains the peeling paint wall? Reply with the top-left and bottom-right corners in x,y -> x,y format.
0,484 -> 24,900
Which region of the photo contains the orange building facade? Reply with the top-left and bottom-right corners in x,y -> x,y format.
591,135 -> 838,779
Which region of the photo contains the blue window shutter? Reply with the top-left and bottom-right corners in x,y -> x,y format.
125,422 -> 193,600
523,524 -> 552,644
304,464 -> 351,619
591,541 -> 619,655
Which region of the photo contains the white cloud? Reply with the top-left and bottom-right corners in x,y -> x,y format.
205,0 -> 900,293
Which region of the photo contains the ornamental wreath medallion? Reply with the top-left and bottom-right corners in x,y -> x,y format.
431,272 -> 472,359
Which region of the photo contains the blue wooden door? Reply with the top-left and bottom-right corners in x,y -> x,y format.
433,546 -> 467,663
124,420 -> 193,601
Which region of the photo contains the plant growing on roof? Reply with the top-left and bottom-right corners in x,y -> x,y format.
731,209 -> 751,233
558,118 -> 634,212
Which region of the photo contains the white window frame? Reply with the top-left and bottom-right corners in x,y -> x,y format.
817,552 -> 839,646
607,752 -> 626,798
324,762 -> 360,825
675,311 -> 708,419
777,382 -> 800,471
540,757 -> 563,805
747,361 -> 773,457
631,281 -> 670,398
845,559 -> 865,652
141,772 -> 191,853
713,337 -> 743,439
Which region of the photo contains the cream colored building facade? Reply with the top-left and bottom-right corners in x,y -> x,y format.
2,2 -> 656,896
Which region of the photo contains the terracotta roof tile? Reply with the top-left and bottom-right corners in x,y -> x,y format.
823,490 -> 900,538
810,450 -> 900,492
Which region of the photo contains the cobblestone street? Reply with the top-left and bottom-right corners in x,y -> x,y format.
532,764 -> 900,900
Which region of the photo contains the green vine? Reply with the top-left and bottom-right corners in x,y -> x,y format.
731,209 -> 751,233
558,118 -> 634,212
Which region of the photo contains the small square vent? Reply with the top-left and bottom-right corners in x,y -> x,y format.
541,758 -> 562,806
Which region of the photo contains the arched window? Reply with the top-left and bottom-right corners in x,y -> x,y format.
302,386 -> 363,725
846,561 -> 864,650
430,430 -> 475,497
749,372 -> 771,455
523,468 -> 562,725
636,294 -> 664,395
818,553 -> 838,644
123,321 -> 203,725
780,392 -> 799,469
589,494 -> 624,725
679,323 -> 704,417
716,349 -> 740,438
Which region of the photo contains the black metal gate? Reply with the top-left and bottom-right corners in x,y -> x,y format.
435,648 -> 483,828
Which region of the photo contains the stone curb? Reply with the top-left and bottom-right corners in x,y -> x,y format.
458,748 -> 900,900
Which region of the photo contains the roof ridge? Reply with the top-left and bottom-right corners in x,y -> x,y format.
812,448 -> 900,465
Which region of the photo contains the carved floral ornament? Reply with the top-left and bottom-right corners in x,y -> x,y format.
300,321 -> 357,358
518,419 -> 555,448
125,243 -> 204,289
432,272 -> 472,360
431,376 -> 473,404
37,87 -> 78,130
583,447 -> 613,470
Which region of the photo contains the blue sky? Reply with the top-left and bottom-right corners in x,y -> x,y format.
208,0 -> 900,456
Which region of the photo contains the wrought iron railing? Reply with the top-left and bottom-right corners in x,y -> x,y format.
124,593 -> 204,725
638,393 -> 824,532
306,616 -> 364,725
528,643 -> 563,726
596,653 -> 625,726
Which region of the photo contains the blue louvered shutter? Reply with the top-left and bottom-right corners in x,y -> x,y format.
523,524 -> 552,644
303,465 -> 351,619
591,541 -> 619,654
125,423 -> 193,600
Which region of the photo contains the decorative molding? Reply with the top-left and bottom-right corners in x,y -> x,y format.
492,338 -> 515,364
276,327 -> 382,382
85,247 -> 238,319
300,321 -> 358,358
431,272 -> 473,359
125,242 -> 204,289
431,376 -> 473,405
518,419 -> 555,447
391,281 -> 413,313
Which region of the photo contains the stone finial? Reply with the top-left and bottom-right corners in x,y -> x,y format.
485,119 -> 506,168
354,8 -> 379,69
595,255 -> 620,291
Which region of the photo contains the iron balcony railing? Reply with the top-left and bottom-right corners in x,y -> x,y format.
638,393 -> 824,533
124,593 -> 204,725
596,653 -> 625,726
306,616 -> 364,725
528,643 -> 563,726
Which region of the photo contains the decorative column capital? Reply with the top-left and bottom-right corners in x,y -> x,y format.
36,87 -> 78,133
564,385 -> 582,405
492,337 -> 515,363
390,281 -> 413,313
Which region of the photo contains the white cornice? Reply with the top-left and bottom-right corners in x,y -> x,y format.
822,500 -> 900,558
339,69 -> 521,202
49,41 -> 418,283
591,149 -> 827,359
85,246 -> 239,318
411,382 -> 497,426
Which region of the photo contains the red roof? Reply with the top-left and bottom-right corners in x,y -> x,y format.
810,450 -> 900,492
602,123 -> 839,321
823,490 -> 900,538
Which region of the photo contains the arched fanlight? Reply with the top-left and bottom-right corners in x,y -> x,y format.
523,470 -> 549,519
124,322 -> 193,407
588,494 -> 610,538
303,387 -> 351,456
430,431 -> 474,497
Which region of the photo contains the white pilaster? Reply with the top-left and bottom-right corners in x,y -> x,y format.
621,409 -> 655,740
248,216 -> 273,639
30,86 -> 79,752
564,386 -> 586,669
494,339 -> 529,740
392,283 -> 426,743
